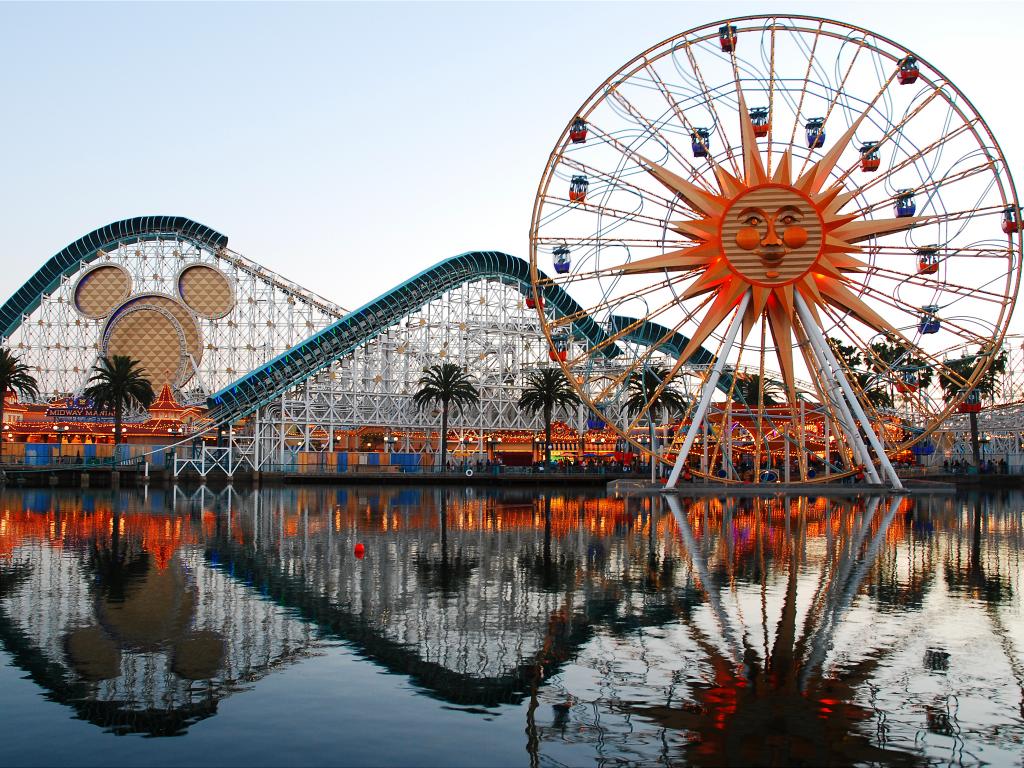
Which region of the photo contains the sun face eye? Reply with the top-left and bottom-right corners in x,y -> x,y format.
780,214 -> 798,226
745,215 -> 762,227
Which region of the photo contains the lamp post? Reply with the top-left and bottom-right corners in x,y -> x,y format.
384,435 -> 397,453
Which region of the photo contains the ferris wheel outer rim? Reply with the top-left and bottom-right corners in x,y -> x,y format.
528,13 -> 1022,480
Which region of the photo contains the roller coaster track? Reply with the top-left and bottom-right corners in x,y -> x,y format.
207,251 -> 729,424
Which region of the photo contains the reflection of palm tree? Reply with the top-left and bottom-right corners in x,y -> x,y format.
415,492 -> 478,594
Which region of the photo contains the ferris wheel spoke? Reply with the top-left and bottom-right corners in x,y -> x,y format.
851,279 -> 1003,346
853,163 -> 999,219
540,194 -> 688,230
552,154 -> 683,211
586,123 -> 719,194
834,103 -> 972,190
678,43 -> 744,179
578,292 -> 719,396
786,20 -> 825,151
562,289 -> 715,369
860,263 -> 1011,304
794,40 -> 868,180
765,18 -> 778,173
603,87 -> 717,186
545,273 -> 691,330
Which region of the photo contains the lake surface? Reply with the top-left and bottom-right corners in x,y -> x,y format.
0,486 -> 1021,767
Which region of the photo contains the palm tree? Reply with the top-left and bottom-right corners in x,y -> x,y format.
625,365 -> 690,479
518,367 -> 581,466
939,350 -> 1007,467
413,362 -> 479,472
84,356 -> 155,456
0,348 -> 39,462
734,372 -> 784,407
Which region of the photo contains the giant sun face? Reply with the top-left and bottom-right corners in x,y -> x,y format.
721,185 -> 823,285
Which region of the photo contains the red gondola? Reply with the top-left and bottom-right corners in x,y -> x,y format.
895,372 -> 919,393
749,107 -> 769,138
569,117 -> 588,144
719,24 -> 738,52
569,175 -> 588,204
859,142 -> 880,172
549,333 -> 568,362
898,55 -> 919,85
1002,206 -> 1021,234
526,296 -> 544,310
917,246 -> 940,275
958,390 -> 982,413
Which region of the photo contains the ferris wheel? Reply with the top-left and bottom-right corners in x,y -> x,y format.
529,15 -> 1022,486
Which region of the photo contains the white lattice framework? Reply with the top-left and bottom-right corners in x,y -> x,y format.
238,279 -> 602,464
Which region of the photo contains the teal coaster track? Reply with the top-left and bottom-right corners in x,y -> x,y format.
0,216 -> 729,428
206,250 -> 727,424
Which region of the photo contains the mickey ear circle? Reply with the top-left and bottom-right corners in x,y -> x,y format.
177,264 -> 235,320
73,264 -> 132,319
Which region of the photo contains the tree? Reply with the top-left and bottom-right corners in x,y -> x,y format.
868,335 -> 933,391
0,348 -> 39,461
828,336 -> 892,410
518,367 -> 581,466
734,372 -> 784,407
938,349 -> 1007,466
413,363 -> 479,472
84,356 -> 155,453
625,365 -> 690,478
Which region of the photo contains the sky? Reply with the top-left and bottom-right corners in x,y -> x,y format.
1,1 -> 1023,326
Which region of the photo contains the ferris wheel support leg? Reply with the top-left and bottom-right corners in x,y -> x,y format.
800,318 -> 881,483
795,294 -> 903,490
666,290 -> 752,489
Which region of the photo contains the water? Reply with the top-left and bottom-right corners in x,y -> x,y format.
0,486 -> 1021,767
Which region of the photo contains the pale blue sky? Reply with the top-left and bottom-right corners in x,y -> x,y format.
2,1 -> 1022,320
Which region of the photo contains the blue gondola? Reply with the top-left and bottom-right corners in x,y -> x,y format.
918,304 -> 940,334
805,118 -> 825,149
895,189 -> 916,217
691,128 -> 711,158
553,245 -> 570,274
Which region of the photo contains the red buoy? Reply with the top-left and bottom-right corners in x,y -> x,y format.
354,543 -> 365,559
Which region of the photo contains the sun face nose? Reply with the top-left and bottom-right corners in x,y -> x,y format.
761,217 -> 784,247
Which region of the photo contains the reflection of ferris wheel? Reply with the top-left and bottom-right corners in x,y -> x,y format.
529,15 -> 1022,487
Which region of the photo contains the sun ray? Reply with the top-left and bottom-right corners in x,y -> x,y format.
679,280 -> 748,362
